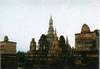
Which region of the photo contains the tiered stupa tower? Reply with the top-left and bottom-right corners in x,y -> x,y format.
66,36 -> 72,55
29,38 -> 36,56
47,16 -> 54,44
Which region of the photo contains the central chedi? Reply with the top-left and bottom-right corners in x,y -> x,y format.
28,15 -> 72,57
47,16 -> 61,57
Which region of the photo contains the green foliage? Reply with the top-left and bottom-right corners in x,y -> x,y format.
38,34 -> 49,56
16,51 -> 26,62
59,35 -> 68,56
59,35 -> 66,48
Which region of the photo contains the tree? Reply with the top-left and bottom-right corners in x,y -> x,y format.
38,34 -> 49,56
59,35 -> 67,56
17,51 -> 26,62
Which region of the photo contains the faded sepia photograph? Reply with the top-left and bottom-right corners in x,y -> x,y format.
0,0 -> 100,69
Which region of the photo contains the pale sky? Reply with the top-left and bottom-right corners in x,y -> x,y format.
0,0 -> 100,52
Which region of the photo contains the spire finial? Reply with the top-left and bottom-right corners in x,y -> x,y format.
54,27 -> 58,40
49,14 -> 53,23
55,27 -> 56,31
66,35 -> 69,45
55,27 -> 57,35
50,14 -> 52,20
